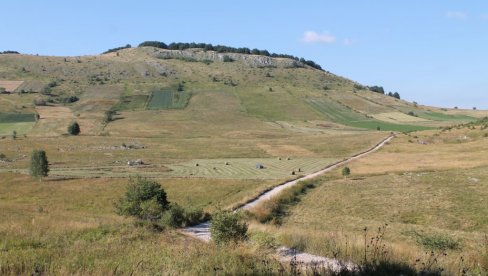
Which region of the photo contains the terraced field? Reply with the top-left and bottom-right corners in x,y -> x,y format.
167,157 -> 338,179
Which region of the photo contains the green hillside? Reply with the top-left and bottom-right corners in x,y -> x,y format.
0,45 -> 481,137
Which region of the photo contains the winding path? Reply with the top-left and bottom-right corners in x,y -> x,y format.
183,134 -> 395,268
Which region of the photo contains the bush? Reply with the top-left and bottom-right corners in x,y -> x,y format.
67,121 -> 80,135
29,149 -> 49,178
210,210 -> 247,244
342,166 -> 351,177
414,232 -> 461,250
222,55 -> 234,62
104,110 -> 116,123
63,96 -> 79,103
160,203 -> 209,228
33,98 -> 47,106
160,203 -> 186,227
115,177 -> 169,221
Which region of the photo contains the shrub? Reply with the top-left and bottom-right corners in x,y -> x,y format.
210,210 -> 247,244
33,98 -> 47,106
414,232 -> 461,250
67,121 -> 80,135
104,110 -> 116,123
222,55 -> 234,62
160,203 -> 186,227
29,149 -> 49,178
63,96 -> 79,103
115,177 -> 169,221
342,166 -> 351,177
160,203 -> 209,228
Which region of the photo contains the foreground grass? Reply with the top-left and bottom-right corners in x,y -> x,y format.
0,172 -> 285,274
252,133 -> 488,274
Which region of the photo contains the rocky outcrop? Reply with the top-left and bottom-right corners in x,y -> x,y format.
152,48 -> 305,69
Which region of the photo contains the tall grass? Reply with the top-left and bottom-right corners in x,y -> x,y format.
248,180 -> 316,224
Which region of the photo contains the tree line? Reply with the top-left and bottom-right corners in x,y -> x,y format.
137,41 -> 324,70
0,51 -> 20,54
359,85 -> 400,99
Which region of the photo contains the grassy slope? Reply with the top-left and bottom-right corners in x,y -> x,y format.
257,126 -> 488,274
0,48 -> 486,273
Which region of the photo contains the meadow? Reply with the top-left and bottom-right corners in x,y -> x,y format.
0,46 -> 487,274
0,174 -> 282,275
249,126 -> 488,274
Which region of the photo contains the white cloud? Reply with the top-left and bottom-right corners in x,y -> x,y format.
446,11 -> 468,20
302,31 -> 336,43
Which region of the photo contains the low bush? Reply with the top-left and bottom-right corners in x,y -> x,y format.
210,210 -> 247,244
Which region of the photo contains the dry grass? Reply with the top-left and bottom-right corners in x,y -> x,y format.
255,130 -> 488,274
0,80 -> 24,92
0,172 -> 286,274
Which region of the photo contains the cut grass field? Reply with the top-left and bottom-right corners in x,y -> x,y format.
167,157 -> 338,179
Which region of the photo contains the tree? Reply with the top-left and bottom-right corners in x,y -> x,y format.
369,86 -> 385,94
67,121 -> 80,135
393,92 -> 401,99
30,150 -> 49,178
115,177 -> 169,221
210,210 -> 247,244
12,130 -> 17,140
342,166 -> 351,177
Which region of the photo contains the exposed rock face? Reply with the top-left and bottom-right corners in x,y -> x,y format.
152,48 -> 305,69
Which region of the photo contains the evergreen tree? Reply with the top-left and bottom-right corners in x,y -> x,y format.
67,121 -> 80,135
30,149 -> 49,178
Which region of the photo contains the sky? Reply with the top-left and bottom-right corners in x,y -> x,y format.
1,1 -> 487,109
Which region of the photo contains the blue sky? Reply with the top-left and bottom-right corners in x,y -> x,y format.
1,1 -> 487,109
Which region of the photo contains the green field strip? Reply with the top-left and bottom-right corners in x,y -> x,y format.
306,98 -> 433,132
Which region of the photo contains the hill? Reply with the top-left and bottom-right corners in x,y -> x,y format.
0,44 -> 483,138
1,44 -> 487,274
